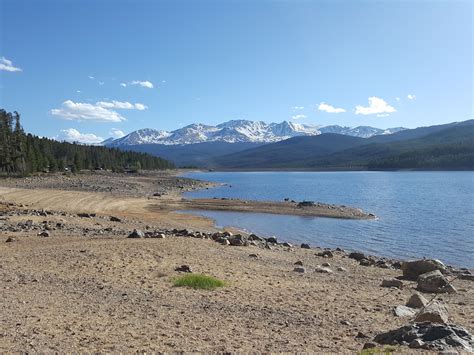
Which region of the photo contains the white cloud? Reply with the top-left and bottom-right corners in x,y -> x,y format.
0,57 -> 22,72
407,94 -> 416,100
58,128 -> 104,144
76,90 -> 82,93
355,97 -> 396,115
291,114 -> 307,120
395,97 -> 400,102
51,100 -> 126,123
292,106 -> 305,110
120,83 -> 127,87
96,100 -> 147,110
88,75 -> 95,80
130,80 -> 154,89
377,114 -> 389,117
318,102 -> 346,113
98,81 -> 105,85
110,128 -> 125,138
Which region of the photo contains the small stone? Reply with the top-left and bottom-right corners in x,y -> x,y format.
316,250 -> 334,258
337,266 -> 347,272
128,229 -> 145,238
381,278 -> 404,288
294,260 -> 303,266
175,265 -> 192,273
340,320 -> 351,326
315,266 -> 333,274
409,339 -> 424,349
322,262 -> 331,267
393,305 -> 417,317
300,243 -> 311,249
110,216 -> 122,222
5,237 -> 16,243
349,252 -> 365,261
266,236 -> 278,244
359,258 -> 371,266
281,242 -> 293,248
406,292 -> 428,309
362,342 -> 377,350
248,254 -> 259,258
38,231 -> 50,237
293,267 -> 306,273
356,332 -> 369,339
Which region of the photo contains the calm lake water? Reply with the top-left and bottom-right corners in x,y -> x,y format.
184,171 -> 474,268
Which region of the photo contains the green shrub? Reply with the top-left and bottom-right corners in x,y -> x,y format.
359,346 -> 397,355
173,274 -> 226,290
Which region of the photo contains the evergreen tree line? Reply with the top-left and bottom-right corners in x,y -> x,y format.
0,109 -> 174,175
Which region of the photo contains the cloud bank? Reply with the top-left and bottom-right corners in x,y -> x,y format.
51,100 -> 147,123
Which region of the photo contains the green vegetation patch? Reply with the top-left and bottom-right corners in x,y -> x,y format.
173,274 -> 226,290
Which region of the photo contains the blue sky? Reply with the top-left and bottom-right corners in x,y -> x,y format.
0,0 -> 472,143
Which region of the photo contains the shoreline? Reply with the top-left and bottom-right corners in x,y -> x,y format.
0,170 -> 473,353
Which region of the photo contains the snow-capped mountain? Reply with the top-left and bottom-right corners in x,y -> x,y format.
103,120 -> 406,146
319,125 -> 406,138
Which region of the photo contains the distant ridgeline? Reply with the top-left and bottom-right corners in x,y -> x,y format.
0,109 -> 174,175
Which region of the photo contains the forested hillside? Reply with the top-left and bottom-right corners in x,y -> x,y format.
0,109 -> 174,175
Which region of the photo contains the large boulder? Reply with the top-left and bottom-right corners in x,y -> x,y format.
374,322 -> 474,352
417,270 -> 456,294
402,259 -> 446,280
414,302 -> 449,324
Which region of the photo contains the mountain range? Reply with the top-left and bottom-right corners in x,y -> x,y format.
104,120 -> 406,146
102,119 -> 473,170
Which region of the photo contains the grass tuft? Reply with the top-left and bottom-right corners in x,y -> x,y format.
173,274 -> 226,290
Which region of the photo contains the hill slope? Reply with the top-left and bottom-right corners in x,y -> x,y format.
214,120 -> 474,170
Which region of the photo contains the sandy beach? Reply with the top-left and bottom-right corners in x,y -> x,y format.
0,171 -> 472,353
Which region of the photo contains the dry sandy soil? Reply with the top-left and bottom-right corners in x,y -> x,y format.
0,172 -> 472,353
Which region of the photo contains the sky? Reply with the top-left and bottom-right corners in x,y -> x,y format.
0,0 -> 472,144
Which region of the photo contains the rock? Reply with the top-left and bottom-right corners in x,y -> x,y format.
128,229 -> 145,238
248,254 -> 259,258
281,242 -> 293,248
294,260 -> 303,266
406,292 -> 428,309
460,273 -> 474,281
300,243 -> 311,249
349,252 -> 365,261
402,259 -> 447,280
266,236 -> 278,244
315,266 -> 333,274
340,320 -> 351,326
216,237 -> 230,245
374,322 -> 474,352
175,265 -> 192,273
5,237 -> 16,243
337,266 -> 347,272
359,258 -> 371,266
38,230 -> 50,237
293,267 -> 306,273
409,339 -> 425,349
316,250 -> 334,258
77,213 -> 95,218
356,331 -> 369,339
394,305 -> 417,317
381,278 -> 404,288
322,262 -> 331,267
248,234 -> 264,241
362,342 -> 378,350
228,235 -> 247,246
418,270 -> 456,294
414,302 -> 449,324
110,216 -> 122,222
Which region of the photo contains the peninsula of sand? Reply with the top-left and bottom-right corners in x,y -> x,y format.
1,171 -> 473,353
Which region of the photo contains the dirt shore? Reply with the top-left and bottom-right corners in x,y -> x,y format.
0,171 -> 472,353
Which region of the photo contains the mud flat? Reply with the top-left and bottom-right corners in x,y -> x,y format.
149,197 -> 374,219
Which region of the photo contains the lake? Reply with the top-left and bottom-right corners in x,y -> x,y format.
184,171 -> 474,268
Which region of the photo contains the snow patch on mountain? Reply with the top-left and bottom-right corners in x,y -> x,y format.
103,120 -> 406,146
